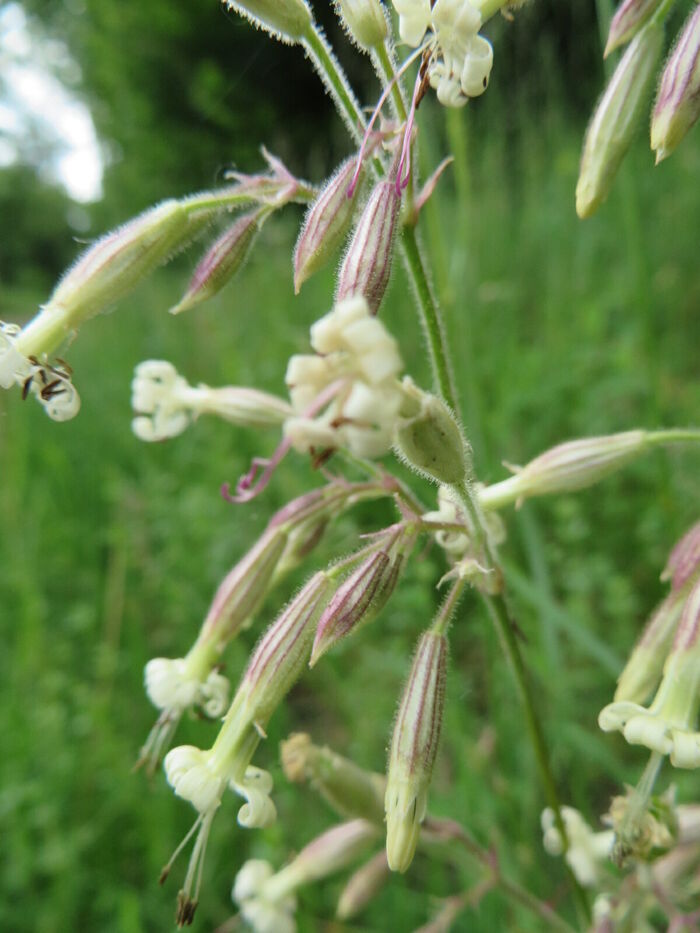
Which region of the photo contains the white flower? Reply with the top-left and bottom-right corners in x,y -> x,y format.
233,860 -> 297,933
541,807 -> 614,887
283,296 -> 405,459
165,745 -> 227,815
391,0 -> 494,107
131,359 -> 291,441
145,657 -> 230,717
231,765 -> 277,828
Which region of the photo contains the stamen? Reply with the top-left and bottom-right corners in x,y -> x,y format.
348,43 -> 429,198
223,379 -> 347,504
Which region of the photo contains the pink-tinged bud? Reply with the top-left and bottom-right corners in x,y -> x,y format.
614,586 -> 688,704
385,630 -> 448,873
294,157 -> 363,293
310,527 -> 414,666
336,179 -> 401,315
600,577 -> 700,768
337,0 -> 388,50
200,528 -> 289,648
662,520 -> 700,592
170,210 -> 266,314
269,820 -> 377,893
651,5 -> 700,163
223,0 -> 312,43
336,850 -> 389,920
576,22 -> 664,218
280,733 -> 386,823
605,0 -> 666,57
240,572 -> 333,723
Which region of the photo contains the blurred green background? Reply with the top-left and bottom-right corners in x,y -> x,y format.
1,1 -> 699,930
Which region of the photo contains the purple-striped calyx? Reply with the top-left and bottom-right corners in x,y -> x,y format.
605,0 -> 666,56
650,5 -> 700,163
385,629 -> 448,872
223,0 -> 312,44
336,178 -> 401,315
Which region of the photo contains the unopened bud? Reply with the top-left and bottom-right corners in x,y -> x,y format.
614,586 -> 687,704
337,0 -> 388,50
576,21 -> 663,218
223,0 -> 312,43
336,849 -> 389,920
478,429 -> 694,509
280,733 -> 386,823
395,380 -> 467,485
170,210 -> 266,314
651,5 -> 700,163
605,0 -> 665,56
311,529 -> 412,666
385,630 -> 447,873
336,179 -> 401,315
662,520 -> 700,592
294,157 -> 363,292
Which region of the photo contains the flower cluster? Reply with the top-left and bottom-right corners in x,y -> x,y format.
284,295 -> 405,458
392,0 -> 494,107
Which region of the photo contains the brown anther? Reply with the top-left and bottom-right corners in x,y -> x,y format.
21,375 -> 33,400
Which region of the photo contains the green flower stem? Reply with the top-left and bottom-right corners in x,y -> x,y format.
373,41 -> 408,122
303,18 -> 589,924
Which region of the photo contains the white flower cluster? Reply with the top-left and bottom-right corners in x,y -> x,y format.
392,0 -> 494,107
0,322 -> 80,421
542,807 -> 614,887
145,657 -> 230,717
233,860 -> 297,933
284,296 -> 405,458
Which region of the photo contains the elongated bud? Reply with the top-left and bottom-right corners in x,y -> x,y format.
651,6 -> 700,163
336,850 -> 389,920
395,380 -> 467,485
311,528 -> 413,666
294,157 -> 363,292
576,21 -> 664,218
223,0 -> 312,43
280,733 -> 386,823
605,0 -> 666,56
337,0 -> 388,50
385,630 -> 448,873
662,520 -> 700,591
600,577 -> 700,767
131,360 -> 291,441
336,179 -> 401,315
478,429 -> 700,509
614,586 -> 688,704
170,210 -> 266,314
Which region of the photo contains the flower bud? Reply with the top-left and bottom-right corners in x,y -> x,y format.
614,586 -> 688,704
600,577 -> 700,768
294,157 -> 363,292
651,5 -> 700,163
395,381 -> 467,485
223,0 -> 312,43
336,179 -> 401,315
479,430 -> 651,508
170,210 -> 266,314
336,850 -> 389,920
311,528 -> 413,666
662,520 -> 700,592
337,0 -> 388,50
576,21 -> 664,218
605,0 -> 665,56
385,630 -> 447,873
280,733 -> 386,823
